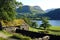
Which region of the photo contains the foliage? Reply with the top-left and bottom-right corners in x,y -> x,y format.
0,0 -> 16,21
15,2 -> 23,9
31,22 -> 38,28
40,17 -> 51,30
23,18 -> 32,26
0,21 -> 2,30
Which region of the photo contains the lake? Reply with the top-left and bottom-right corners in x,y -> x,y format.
32,20 -> 60,27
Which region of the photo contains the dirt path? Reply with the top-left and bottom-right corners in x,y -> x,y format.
0,32 -> 18,40
0,32 -> 8,38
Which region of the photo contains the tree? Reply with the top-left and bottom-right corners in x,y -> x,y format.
0,0 -> 17,30
0,21 -> 2,30
23,17 -> 32,26
40,17 -> 51,30
15,2 -> 23,9
0,0 -> 16,21
31,22 -> 38,28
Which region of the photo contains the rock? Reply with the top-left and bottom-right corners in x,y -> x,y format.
42,36 -> 50,40
38,38 -> 42,40
32,38 -> 42,40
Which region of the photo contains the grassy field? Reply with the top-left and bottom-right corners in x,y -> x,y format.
49,26 -> 60,30
0,30 -> 32,40
48,26 -> 60,35
29,26 -> 60,35
29,27 -> 39,32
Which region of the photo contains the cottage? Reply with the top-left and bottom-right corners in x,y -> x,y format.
20,23 -> 29,30
3,19 -> 29,32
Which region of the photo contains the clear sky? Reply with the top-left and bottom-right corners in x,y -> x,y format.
16,0 -> 60,10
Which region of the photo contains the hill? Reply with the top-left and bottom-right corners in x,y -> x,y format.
45,8 -> 60,20
35,8 -> 60,20
45,8 -> 55,13
16,5 -> 45,18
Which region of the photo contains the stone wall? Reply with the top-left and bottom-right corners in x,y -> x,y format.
3,27 -> 18,33
16,29 -> 60,40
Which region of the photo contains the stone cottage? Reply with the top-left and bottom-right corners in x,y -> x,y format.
3,19 -> 29,32
19,23 -> 29,30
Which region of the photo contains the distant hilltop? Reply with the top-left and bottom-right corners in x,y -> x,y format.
16,5 -> 45,18
16,5 -> 45,14
16,5 -> 60,20
45,8 -> 60,20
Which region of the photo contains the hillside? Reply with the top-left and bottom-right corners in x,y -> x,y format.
16,5 -> 60,20
16,5 -> 45,18
45,8 -> 55,13
32,8 -> 60,20
45,8 -> 60,20
30,6 -> 45,14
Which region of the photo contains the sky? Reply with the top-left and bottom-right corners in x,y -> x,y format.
16,0 -> 60,10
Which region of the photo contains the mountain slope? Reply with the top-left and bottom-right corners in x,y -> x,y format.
30,6 -> 45,14
16,5 -> 45,18
16,5 -> 31,13
45,8 -> 60,20
45,8 -> 55,13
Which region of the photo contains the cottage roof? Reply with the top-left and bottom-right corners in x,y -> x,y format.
2,19 -> 26,27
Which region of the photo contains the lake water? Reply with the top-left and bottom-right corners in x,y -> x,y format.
32,20 -> 60,26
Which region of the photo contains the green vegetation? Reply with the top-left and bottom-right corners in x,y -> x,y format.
48,26 -> 60,35
40,17 -> 51,30
0,37 -> 8,40
23,18 -> 32,26
0,30 -> 12,36
2,30 -> 12,36
49,26 -> 60,30
0,0 -> 60,40
0,0 -> 16,21
29,26 -> 60,35
11,34 -> 32,40
29,27 -> 39,32
0,30 -> 32,40
15,2 -> 23,9
31,22 -> 38,28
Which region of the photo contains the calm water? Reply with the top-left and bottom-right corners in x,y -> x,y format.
33,20 -> 60,26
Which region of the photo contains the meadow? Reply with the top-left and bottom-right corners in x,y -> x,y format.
29,26 -> 60,35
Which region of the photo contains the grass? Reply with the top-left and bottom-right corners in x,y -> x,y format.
0,37 -> 8,40
11,33 -> 32,40
49,31 -> 60,35
49,26 -> 60,30
0,30 -> 32,40
0,30 -> 13,36
29,26 -> 60,36
48,26 -> 60,35
29,27 -> 39,32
